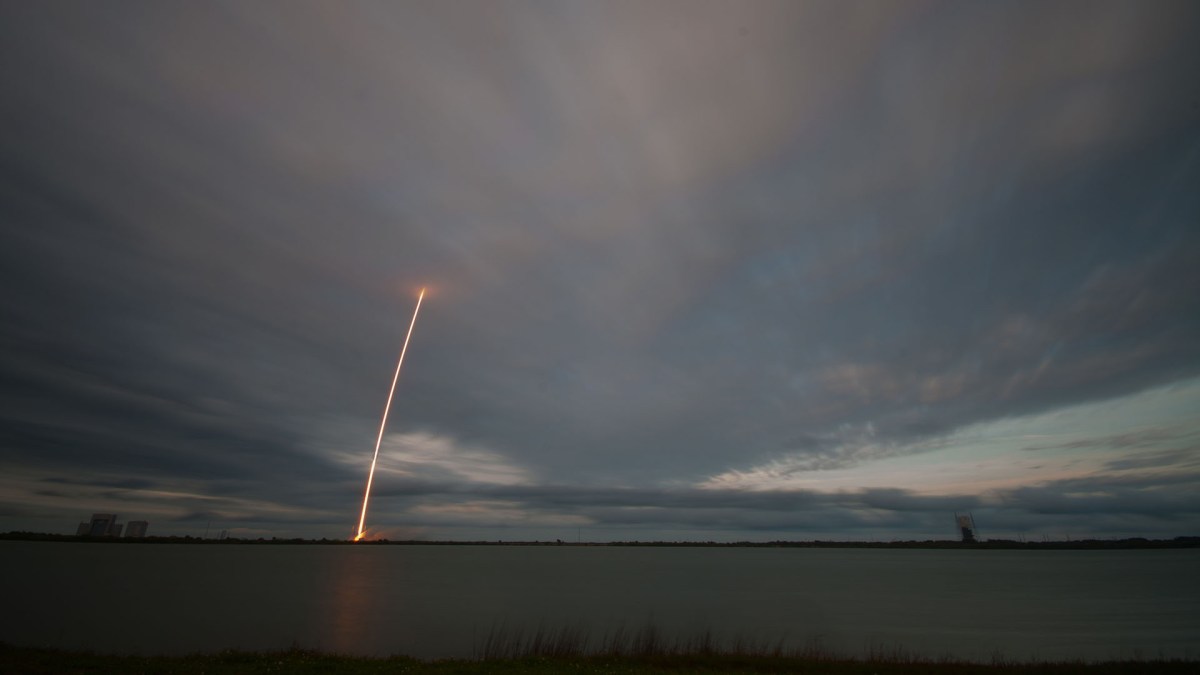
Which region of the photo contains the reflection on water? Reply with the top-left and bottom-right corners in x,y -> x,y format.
2,543 -> 1197,661
325,549 -> 380,654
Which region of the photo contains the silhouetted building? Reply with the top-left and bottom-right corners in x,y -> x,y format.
956,513 -> 976,543
125,521 -> 148,538
88,513 -> 118,537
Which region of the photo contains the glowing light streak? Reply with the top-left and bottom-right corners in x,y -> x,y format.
355,287 -> 425,541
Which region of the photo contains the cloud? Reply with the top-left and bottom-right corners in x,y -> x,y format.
1024,427 -> 1197,452
1104,448 -> 1200,472
996,475 -> 1200,518
345,473 -> 1200,540
373,431 -> 533,486
1,1 -> 1198,539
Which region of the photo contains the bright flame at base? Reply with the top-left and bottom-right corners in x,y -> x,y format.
354,287 -> 425,541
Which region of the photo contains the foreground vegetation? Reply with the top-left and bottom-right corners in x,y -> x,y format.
4,644 -> 1197,675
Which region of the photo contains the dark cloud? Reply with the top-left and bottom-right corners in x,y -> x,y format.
1,1 -> 1198,539
998,475 -> 1200,518
43,477 -> 158,490
360,475 -> 1194,540
1104,449 -> 1200,472
1025,427 -> 1198,453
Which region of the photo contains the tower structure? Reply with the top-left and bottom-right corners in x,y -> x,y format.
955,513 -> 976,543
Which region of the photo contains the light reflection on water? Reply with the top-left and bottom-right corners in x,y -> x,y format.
325,548 -> 376,654
2,542 -> 1197,661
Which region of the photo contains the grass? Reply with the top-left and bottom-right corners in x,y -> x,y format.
4,632 -> 1198,675
477,622 -> 802,660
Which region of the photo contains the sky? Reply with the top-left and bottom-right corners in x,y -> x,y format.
1,1 -> 1198,542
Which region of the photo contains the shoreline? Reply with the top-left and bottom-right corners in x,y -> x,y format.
3,531 -> 1198,549
3,644 -> 1198,674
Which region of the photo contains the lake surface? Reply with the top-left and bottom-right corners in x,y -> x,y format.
2,542 -> 1197,661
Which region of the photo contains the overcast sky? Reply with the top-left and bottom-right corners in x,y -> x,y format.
2,1 -> 1198,541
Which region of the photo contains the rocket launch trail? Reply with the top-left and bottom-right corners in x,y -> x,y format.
355,287 -> 425,541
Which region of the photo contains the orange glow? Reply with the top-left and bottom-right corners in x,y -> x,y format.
355,287 -> 426,541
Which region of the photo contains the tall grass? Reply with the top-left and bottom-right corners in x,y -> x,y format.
473,625 -> 1200,673
478,622 -> 836,661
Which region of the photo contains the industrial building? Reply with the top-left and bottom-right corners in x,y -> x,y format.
75,513 -> 145,538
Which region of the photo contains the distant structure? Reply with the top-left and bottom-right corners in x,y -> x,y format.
955,513 -> 977,543
76,513 -> 142,537
84,513 -> 119,537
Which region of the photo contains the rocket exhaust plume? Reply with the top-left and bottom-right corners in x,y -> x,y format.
355,288 -> 425,541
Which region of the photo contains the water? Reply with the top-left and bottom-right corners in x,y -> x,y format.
2,542 -> 1197,661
